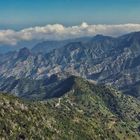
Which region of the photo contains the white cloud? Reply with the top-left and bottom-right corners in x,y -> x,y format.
0,23 -> 140,45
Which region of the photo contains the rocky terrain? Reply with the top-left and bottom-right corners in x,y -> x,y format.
0,31 -> 140,98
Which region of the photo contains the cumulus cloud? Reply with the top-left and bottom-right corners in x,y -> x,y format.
0,22 -> 140,45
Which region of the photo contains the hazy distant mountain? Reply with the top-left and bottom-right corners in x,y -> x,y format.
0,32 -> 140,98
0,46 -> 16,54
31,37 -> 91,54
0,76 -> 140,139
0,39 -> 42,54
0,37 -> 91,54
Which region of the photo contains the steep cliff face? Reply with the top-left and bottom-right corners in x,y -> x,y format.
0,32 -> 140,98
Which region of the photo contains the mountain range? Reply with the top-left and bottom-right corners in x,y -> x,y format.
0,31 -> 140,99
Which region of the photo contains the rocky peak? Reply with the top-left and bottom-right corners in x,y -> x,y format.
17,47 -> 31,60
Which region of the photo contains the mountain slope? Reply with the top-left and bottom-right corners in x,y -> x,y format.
0,77 -> 140,139
0,73 -> 75,100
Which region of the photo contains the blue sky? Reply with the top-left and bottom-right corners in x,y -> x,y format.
0,0 -> 140,29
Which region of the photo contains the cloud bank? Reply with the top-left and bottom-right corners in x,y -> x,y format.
1,22 -> 140,45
